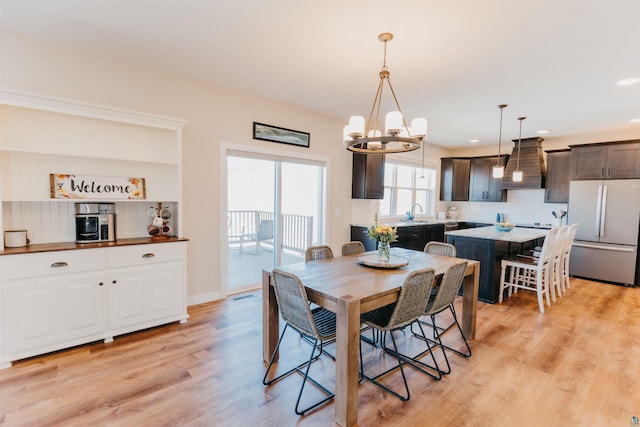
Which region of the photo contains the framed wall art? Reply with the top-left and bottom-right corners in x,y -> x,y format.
253,122 -> 310,148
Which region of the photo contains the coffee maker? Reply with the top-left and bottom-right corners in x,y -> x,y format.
75,202 -> 116,243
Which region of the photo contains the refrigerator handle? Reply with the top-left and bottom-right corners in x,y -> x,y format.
600,184 -> 607,238
595,184 -> 603,237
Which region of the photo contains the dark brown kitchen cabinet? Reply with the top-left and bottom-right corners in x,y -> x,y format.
395,223 -> 446,250
544,150 -> 571,203
468,156 -> 508,202
352,153 -> 385,199
440,158 -> 470,201
350,225 -> 377,251
350,223 -> 445,252
395,226 -> 424,250
570,141 -> 640,180
423,224 -> 445,244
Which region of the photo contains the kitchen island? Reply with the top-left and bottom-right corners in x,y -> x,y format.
446,226 -> 547,303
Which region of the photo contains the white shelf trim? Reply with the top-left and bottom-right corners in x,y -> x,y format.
0,87 -> 187,131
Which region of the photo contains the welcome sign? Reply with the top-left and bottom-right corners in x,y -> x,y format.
50,174 -> 146,200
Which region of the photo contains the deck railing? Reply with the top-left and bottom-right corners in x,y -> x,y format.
227,210 -> 313,254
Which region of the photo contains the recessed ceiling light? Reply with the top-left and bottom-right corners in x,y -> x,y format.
617,77 -> 640,86
631,118 -> 640,123
469,139 -> 479,143
537,130 -> 550,134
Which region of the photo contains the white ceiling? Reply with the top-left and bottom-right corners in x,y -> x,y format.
1,0 -> 639,148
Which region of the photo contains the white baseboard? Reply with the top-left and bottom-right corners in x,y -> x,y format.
187,291 -> 225,307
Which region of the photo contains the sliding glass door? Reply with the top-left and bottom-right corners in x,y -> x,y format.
226,152 -> 326,293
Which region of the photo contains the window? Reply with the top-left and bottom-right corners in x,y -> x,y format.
379,161 -> 437,217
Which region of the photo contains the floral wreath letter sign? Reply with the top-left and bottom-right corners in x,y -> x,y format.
50,174 -> 146,200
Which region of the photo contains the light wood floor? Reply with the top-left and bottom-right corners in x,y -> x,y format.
1,278 -> 638,427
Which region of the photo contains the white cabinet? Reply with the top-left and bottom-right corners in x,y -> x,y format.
0,241 -> 187,368
1,248 -> 107,362
3,271 -> 107,356
107,243 -> 186,336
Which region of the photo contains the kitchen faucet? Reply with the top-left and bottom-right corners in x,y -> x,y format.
411,203 -> 423,219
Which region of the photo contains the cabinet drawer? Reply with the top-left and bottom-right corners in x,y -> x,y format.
2,248 -> 106,280
108,242 -> 184,268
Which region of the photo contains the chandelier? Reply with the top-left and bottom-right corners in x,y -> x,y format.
343,33 -> 427,154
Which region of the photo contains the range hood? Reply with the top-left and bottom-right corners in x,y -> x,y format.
502,137 -> 546,189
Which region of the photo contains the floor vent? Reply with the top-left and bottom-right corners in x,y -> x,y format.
231,294 -> 256,301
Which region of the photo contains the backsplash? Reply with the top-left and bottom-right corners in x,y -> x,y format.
2,201 -> 179,245
441,189 -> 568,225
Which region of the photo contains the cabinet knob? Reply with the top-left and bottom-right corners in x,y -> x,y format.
99,282 -> 104,286
142,253 -> 155,258
50,262 -> 68,268
112,280 -> 117,284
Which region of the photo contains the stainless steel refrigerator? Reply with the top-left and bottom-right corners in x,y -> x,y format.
568,179 -> 640,286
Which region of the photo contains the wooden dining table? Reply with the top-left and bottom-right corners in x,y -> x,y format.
262,247 -> 480,427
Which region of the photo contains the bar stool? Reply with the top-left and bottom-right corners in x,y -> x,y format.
499,227 -> 559,313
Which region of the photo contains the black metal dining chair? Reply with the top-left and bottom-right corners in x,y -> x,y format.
360,268 -> 440,401
263,268 -> 337,415
417,260 -> 471,375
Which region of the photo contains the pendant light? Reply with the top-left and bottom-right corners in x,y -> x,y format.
512,116 -> 526,182
420,138 -> 426,179
492,104 -> 507,178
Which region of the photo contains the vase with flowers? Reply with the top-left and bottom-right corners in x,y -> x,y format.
368,214 -> 398,263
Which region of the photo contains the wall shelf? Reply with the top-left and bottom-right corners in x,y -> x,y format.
0,88 -> 187,247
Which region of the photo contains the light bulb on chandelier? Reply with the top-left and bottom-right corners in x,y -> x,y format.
343,33 -> 427,154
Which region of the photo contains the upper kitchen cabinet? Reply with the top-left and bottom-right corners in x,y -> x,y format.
440,158 -> 470,201
468,156 -> 508,202
570,140 -> 640,180
544,149 -> 571,203
352,153 -> 385,199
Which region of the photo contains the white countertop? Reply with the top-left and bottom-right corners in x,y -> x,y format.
445,226 -> 548,243
351,220 -> 456,228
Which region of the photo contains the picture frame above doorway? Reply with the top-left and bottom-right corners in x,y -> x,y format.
253,122 -> 310,148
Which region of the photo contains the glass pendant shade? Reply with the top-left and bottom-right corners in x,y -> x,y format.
348,115 -> 365,137
494,104 -> 508,179
411,118 -> 428,138
512,116 -> 527,182
385,111 -> 403,135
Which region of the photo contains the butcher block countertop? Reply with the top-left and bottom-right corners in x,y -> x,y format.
0,236 -> 188,256
445,226 -> 547,243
